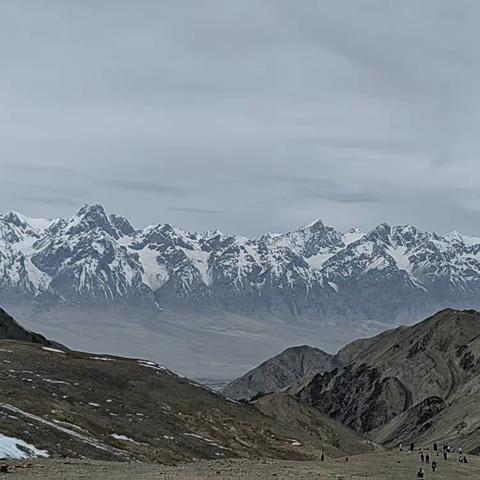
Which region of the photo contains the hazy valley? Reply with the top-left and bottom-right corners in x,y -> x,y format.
3,205 -> 480,380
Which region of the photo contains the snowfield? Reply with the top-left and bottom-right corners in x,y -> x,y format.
0,433 -> 49,459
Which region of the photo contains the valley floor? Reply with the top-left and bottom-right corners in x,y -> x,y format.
6,451 -> 480,479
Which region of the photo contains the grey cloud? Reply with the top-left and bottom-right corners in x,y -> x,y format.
20,195 -> 78,207
305,191 -> 379,204
169,207 -> 222,215
104,180 -> 185,196
3,162 -> 82,176
0,1 -> 478,237
265,176 -> 379,204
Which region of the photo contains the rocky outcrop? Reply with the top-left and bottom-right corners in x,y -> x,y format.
221,345 -> 340,401
293,309 -> 480,452
0,308 -> 53,346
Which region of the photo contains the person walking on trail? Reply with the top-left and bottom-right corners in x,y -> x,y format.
432,460 -> 437,472
433,443 -> 438,453
321,452 -> 325,462
425,454 -> 430,464
417,467 -> 425,479
420,452 -> 425,463
411,442 -> 415,452
443,450 -> 448,461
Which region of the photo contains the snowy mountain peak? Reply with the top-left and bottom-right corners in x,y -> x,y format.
64,204 -> 120,239
201,229 -> 224,239
342,228 -> 364,246
2,205 -> 480,324
446,230 -> 480,246
76,204 -> 109,221
2,211 -> 28,227
1,211 -> 54,232
300,218 -> 325,231
0,211 -> 56,246
109,214 -> 135,237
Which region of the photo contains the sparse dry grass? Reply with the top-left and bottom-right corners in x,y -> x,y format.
7,451 -> 480,479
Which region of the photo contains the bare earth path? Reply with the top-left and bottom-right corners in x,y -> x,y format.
6,451 -> 480,479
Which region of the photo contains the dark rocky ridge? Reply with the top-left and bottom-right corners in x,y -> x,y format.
224,309 -> 480,453
292,309 -> 480,452
221,345 -> 341,401
0,308 -> 54,346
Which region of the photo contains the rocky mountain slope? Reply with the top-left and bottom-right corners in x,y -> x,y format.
221,330 -> 401,402
221,346 -> 341,401
0,308 -> 54,346
0,310 -> 372,463
293,309 -> 480,453
253,393 -> 374,455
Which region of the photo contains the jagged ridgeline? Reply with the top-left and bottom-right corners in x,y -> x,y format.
0,309 -> 373,462
224,309 -> 480,455
2,205 -> 480,321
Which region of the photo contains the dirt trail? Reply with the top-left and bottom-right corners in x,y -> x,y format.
5,451 -> 480,479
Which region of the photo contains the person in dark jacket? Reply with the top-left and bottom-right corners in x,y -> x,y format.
420,452 -> 425,463
425,454 -> 430,464
432,460 -> 437,472
417,467 -> 425,478
433,443 -> 438,452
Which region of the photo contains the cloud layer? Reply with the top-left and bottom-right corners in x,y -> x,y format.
1,1 -> 480,236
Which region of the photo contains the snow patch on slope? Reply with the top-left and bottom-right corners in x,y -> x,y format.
387,246 -> 412,273
0,433 -> 49,459
343,228 -> 364,246
184,248 -> 211,285
306,253 -> 335,270
14,213 -> 55,232
447,231 -> 480,246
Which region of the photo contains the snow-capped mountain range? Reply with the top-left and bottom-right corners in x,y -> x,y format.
2,204 -> 480,323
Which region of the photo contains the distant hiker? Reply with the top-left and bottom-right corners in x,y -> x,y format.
345,457 -> 349,462
399,443 -> 403,452
321,453 -> 325,462
411,442 -> 415,452
420,452 -> 425,463
417,467 -> 425,479
443,451 -> 448,461
431,460 -> 437,472
425,454 -> 430,464
458,447 -> 462,455
463,456 -> 468,464
433,443 -> 438,452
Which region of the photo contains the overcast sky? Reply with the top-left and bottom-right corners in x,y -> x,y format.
1,1 -> 480,236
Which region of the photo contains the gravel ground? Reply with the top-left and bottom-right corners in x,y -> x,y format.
4,451 -> 480,479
